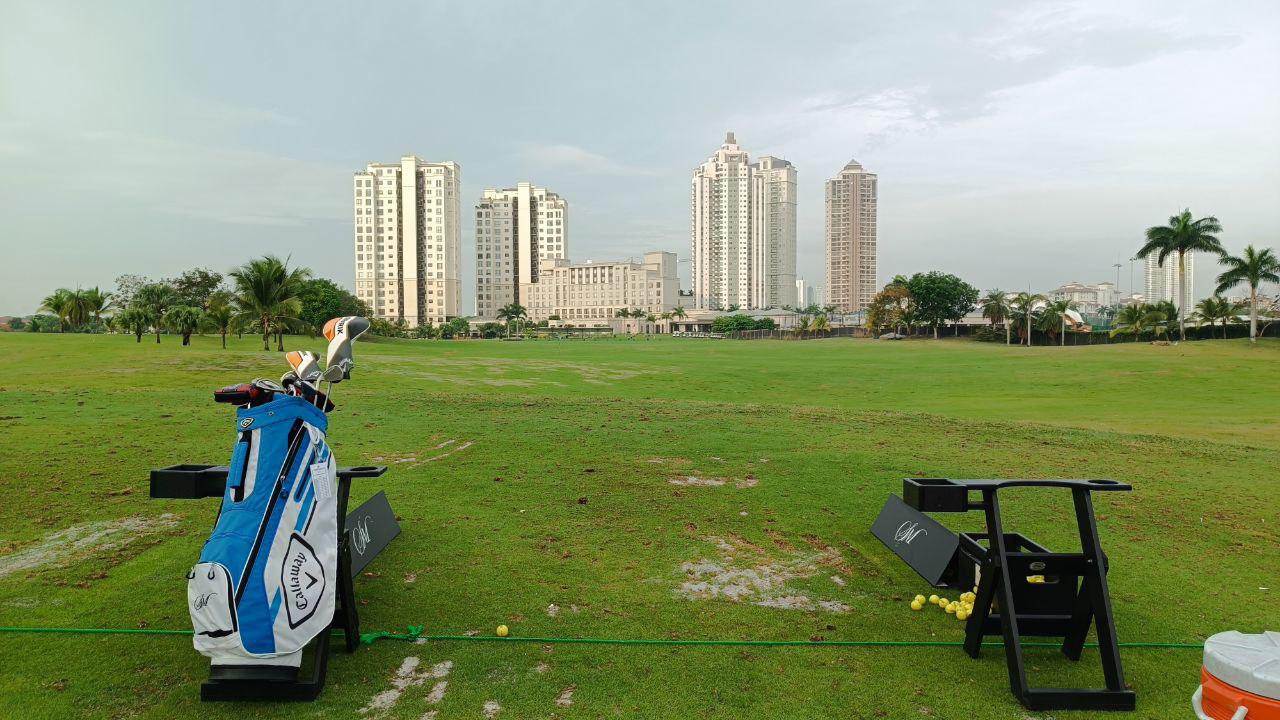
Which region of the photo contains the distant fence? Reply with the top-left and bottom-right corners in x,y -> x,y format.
727,326 -> 872,340
725,321 -> 1279,344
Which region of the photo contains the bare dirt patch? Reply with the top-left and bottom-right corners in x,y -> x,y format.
0,514 -> 179,580
556,685 -> 576,707
670,475 -> 725,487
675,534 -> 850,613
359,656 -> 452,716
369,439 -> 474,467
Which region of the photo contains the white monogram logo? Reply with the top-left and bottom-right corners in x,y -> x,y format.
352,516 -> 372,556
894,521 -> 928,545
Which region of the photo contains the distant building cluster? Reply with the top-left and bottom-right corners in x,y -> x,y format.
354,139 -> 878,328
1048,281 -> 1117,315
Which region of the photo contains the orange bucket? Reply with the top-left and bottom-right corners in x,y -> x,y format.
1193,631 -> 1280,720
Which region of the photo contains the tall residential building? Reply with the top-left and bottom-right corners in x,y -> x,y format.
795,278 -> 807,308
690,133 -> 796,310
475,183 -> 568,319
353,156 -> 461,327
825,159 -> 878,314
751,156 -> 797,309
523,251 -> 678,323
1144,253 -> 1195,310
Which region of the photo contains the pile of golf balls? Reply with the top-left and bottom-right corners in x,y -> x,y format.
909,588 -> 980,621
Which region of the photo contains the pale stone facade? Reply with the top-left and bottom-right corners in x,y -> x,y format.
523,252 -> 677,323
475,183 -> 568,319
691,133 -> 796,311
825,159 -> 878,314
353,156 -> 461,327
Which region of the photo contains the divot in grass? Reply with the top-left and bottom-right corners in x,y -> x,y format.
0,514 -> 179,579
483,700 -> 501,719
556,685 -> 576,707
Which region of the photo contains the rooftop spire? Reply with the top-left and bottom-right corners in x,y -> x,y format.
725,131 -> 736,145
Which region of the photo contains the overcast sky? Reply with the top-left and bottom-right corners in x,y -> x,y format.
2,0 -> 1277,315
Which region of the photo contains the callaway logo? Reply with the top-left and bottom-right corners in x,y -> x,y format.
239,418 -> 254,429
193,592 -> 216,610
287,551 -> 318,610
352,516 -> 373,556
894,521 -> 928,545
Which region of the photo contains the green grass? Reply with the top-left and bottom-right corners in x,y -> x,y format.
0,332 -> 1277,719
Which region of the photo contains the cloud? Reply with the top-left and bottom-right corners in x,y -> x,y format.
186,98 -> 300,128
9,128 -> 349,227
516,143 -> 658,177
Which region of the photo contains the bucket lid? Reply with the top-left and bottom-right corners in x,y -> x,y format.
1204,631 -> 1280,700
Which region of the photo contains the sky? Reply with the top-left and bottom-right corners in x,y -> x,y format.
2,0 -> 1278,315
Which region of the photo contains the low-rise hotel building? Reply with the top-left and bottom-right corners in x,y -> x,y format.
523,252 -> 678,323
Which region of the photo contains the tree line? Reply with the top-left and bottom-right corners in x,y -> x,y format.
865,210 -> 1278,345
23,256 -> 367,351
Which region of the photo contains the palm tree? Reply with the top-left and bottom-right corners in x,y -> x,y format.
228,256 -> 311,351
496,303 -> 527,338
980,289 -> 1012,345
672,305 -> 686,321
812,315 -> 830,336
134,283 -> 177,343
1036,299 -> 1074,346
39,289 -> 74,332
1136,210 -> 1225,341
83,287 -> 113,325
1010,292 -> 1046,346
795,315 -> 812,338
1215,245 -> 1280,343
1110,304 -> 1169,342
1193,296 -> 1240,340
115,307 -> 151,343
165,306 -> 204,346
203,301 -> 235,349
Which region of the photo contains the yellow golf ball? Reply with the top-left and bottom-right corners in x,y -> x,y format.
945,603 -> 956,614
929,595 -> 940,605
910,600 -> 923,611
957,610 -> 969,621
914,594 -> 927,605
496,625 -> 509,637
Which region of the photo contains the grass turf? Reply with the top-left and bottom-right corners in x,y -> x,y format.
0,332 -> 1277,719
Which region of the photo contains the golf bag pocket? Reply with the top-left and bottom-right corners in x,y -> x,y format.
189,562 -> 239,654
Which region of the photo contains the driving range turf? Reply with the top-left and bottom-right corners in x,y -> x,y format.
0,332 -> 1277,719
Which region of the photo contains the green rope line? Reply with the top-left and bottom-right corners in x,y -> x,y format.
0,625 -> 1200,649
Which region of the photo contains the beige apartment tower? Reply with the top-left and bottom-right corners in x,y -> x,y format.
475,183 -> 568,319
353,156 -> 461,327
691,133 -> 797,311
825,159 -> 878,313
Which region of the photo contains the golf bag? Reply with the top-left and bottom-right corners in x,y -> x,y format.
187,394 -> 338,667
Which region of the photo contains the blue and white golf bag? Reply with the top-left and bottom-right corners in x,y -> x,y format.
187,394 -> 338,667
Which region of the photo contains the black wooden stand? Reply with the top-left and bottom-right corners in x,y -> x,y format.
901,478 -> 1136,712
150,463 -> 394,701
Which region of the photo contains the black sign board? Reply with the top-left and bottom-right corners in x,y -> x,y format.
346,491 -> 401,578
871,494 -> 959,587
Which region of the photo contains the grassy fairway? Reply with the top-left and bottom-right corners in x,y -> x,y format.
0,333 -> 1277,719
